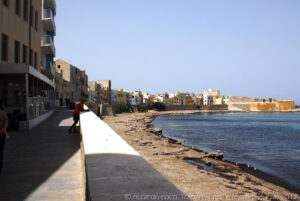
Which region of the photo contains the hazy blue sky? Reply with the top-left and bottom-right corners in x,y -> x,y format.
56,0 -> 300,103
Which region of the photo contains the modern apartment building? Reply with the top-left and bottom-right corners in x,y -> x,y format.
0,0 -> 56,129
203,94 -> 214,105
55,59 -> 88,103
41,0 -> 56,79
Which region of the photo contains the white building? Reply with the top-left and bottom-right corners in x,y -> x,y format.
142,93 -> 151,105
154,93 -> 169,105
130,91 -> 143,106
203,94 -> 214,105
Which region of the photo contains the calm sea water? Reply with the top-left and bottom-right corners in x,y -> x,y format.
153,112 -> 300,188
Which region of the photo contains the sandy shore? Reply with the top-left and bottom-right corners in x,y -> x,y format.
104,110 -> 300,201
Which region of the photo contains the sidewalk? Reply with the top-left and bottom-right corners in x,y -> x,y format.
0,109 -> 85,201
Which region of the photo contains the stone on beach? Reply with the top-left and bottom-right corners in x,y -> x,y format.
205,152 -> 224,160
149,127 -> 163,134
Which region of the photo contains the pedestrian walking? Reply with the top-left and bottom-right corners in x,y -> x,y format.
0,102 -> 8,174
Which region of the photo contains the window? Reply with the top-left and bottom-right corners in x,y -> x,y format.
1,34 -> 8,61
14,40 -> 20,63
23,0 -> 28,21
15,0 -> 20,15
30,6 -> 33,27
22,45 -> 27,64
29,49 -> 33,66
34,11 -> 38,31
34,52 -> 37,68
58,65 -> 61,68
3,0 -> 8,7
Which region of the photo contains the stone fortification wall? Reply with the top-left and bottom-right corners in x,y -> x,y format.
249,101 -> 295,111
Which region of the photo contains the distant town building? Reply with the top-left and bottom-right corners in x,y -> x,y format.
80,69 -> 88,98
214,96 -> 228,105
55,59 -> 88,103
142,93 -> 154,106
154,93 -> 169,105
192,94 -> 203,106
111,89 -> 118,105
88,81 -> 102,104
203,89 -> 220,97
169,92 -> 186,105
97,80 -> 111,104
0,0 -> 57,129
55,65 -> 71,106
117,89 -> 128,104
130,91 -> 143,106
203,94 -> 214,105
185,94 -> 195,105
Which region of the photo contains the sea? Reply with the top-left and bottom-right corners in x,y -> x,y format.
152,112 -> 300,188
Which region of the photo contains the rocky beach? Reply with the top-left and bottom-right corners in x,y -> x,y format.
104,110 -> 300,201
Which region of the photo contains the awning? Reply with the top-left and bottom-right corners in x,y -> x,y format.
0,64 -> 55,88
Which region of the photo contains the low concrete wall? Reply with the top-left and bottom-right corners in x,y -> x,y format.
199,105 -> 228,110
80,108 -> 184,201
166,105 -> 228,111
228,103 -> 250,111
166,105 -> 198,110
87,103 -> 115,116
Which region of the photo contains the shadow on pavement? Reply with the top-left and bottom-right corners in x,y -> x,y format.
0,109 -> 83,201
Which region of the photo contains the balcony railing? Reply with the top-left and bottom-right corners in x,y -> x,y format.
44,0 -> 56,15
42,35 -> 56,56
42,35 -> 53,45
42,61 -> 55,79
43,9 -> 56,33
44,8 -> 54,19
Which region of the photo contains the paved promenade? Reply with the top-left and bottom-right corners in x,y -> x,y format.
0,109 -> 85,201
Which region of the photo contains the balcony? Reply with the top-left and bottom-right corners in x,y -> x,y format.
41,35 -> 56,56
42,9 -> 56,34
43,0 -> 56,15
42,61 -> 55,79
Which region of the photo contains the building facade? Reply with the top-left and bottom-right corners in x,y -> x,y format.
88,81 -> 102,104
0,0 -> 56,129
154,93 -> 169,105
55,59 -> 88,103
54,62 -> 71,106
130,90 -> 143,106
117,89 -> 127,105
41,0 -> 56,79
96,80 -> 111,104
169,92 -> 186,105
203,94 -> 214,105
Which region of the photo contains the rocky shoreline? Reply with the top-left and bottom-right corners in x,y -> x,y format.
104,110 -> 300,201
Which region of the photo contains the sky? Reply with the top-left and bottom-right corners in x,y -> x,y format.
55,0 -> 300,104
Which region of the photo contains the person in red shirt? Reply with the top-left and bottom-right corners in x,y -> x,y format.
69,97 -> 89,133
